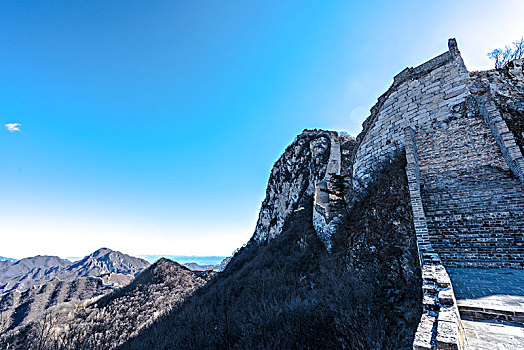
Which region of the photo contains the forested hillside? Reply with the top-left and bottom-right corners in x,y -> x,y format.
122,155 -> 422,350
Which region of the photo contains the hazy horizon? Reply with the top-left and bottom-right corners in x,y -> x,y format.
2,250 -> 227,264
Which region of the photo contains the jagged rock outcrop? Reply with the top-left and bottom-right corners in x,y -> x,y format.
252,129 -> 355,248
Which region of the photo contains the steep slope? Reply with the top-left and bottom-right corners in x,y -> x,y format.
120,147 -> 420,350
60,248 -> 150,287
0,277 -> 111,333
2,259 -> 208,349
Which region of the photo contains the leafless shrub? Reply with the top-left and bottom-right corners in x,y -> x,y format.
488,37 -> 524,69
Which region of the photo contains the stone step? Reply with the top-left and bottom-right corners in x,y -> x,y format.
458,301 -> 524,325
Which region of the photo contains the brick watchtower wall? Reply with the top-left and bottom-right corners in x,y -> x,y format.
353,39 -> 524,268
353,39 -> 470,181
351,39 -> 524,349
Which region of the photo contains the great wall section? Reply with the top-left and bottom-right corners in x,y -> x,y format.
250,38 -> 523,349
352,39 -> 524,349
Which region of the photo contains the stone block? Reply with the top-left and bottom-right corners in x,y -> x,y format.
438,289 -> 455,306
413,314 -> 436,350
436,320 -> 461,350
438,307 -> 458,324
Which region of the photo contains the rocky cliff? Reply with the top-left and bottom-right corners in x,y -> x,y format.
252,129 -> 355,249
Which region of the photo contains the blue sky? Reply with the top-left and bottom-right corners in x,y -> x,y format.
1,1 -> 523,259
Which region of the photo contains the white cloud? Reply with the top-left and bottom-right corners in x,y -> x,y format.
5,123 -> 21,132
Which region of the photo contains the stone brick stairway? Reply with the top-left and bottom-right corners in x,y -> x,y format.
350,39 -> 524,349
413,108 -> 524,268
421,168 -> 524,268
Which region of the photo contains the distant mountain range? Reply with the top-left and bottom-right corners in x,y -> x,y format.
2,258 -> 210,348
0,248 -> 150,295
0,248 -> 231,348
0,248 -> 154,335
138,255 -> 226,265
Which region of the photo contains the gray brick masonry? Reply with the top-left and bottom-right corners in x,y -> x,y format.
353,39 -> 524,268
350,39 -> 524,349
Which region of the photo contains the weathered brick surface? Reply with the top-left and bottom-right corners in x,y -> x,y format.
351,39 -> 524,349
405,127 -> 465,350
353,39 -> 470,182
353,39 -> 524,268
415,104 -> 524,268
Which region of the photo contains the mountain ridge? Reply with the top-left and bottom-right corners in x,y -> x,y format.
2,258 -> 209,349
0,248 -> 150,295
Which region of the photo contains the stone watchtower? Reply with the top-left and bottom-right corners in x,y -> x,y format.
353,38 -> 524,268
352,39 -> 524,349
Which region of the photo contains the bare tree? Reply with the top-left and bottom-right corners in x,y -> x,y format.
33,313 -> 56,350
0,310 -> 7,334
488,37 -> 524,69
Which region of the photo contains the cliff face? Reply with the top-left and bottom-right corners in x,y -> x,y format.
252,129 -> 355,248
